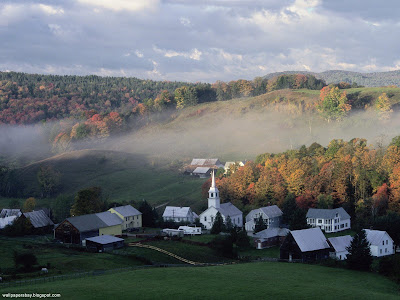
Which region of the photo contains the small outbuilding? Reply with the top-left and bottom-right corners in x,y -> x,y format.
253,227 -> 289,249
85,235 -> 124,252
328,235 -> 352,260
280,227 -> 331,262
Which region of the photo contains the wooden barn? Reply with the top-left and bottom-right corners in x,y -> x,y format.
253,227 -> 289,249
280,228 -> 331,262
85,235 -> 124,252
54,212 -> 122,245
20,210 -> 54,233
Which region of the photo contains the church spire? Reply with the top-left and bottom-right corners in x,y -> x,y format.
208,169 -> 220,208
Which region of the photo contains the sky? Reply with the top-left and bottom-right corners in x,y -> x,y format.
1,0 -> 399,82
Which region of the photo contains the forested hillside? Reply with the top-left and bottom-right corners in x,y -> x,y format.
264,70 -> 400,87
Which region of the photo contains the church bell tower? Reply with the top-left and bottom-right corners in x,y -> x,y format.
208,169 -> 220,208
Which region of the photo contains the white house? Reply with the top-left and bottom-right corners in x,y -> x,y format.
306,207 -> 351,233
328,235 -> 352,260
245,205 -> 283,232
200,170 -> 243,230
364,229 -> 395,257
162,206 -> 199,223
224,161 -> 245,174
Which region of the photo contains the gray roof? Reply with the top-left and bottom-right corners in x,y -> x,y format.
306,207 -> 351,220
65,214 -> 108,232
0,209 -> 22,218
112,205 -> 141,217
85,235 -> 124,245
96,211 -> 123,226
259,205 -> 283,218
23,210 -> 54,228
193,167 -> 211,174
190,158 -> 223,166
364,229 -> 392,246
217,202 -> 242,217
328,235 -> 352,253
291,227 -> 330,252
163,206 -> 193,218
254,227 -> 289,240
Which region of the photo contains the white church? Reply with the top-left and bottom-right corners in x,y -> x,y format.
200,170 -> 243,229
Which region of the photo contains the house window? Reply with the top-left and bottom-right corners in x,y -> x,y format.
385,248 -> 387,253
380,249 -> 382,254
204,216 -> 207,221
382,241 -> 384,246
318,219 -> 322,224
386,240 -> 388,245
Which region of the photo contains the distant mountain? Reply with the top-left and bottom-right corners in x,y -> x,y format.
264,70 -> 400,87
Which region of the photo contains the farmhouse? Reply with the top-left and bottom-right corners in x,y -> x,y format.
200,170 -> 243,229
21,210 -> 54,230
162,206 -> 199,223
224,161 -> 245,174
280,227 -> 331,262
306,207 -> 351,233
0,209 -> 22,218
327,235 -> 352,260
85,235 -> 124,252
184,158 -> 224,176
253,227 -> 289,249
55,212 -> 122,245
108,205 -> 142,230
364,229 -> 395,257
245,205 -> 283,232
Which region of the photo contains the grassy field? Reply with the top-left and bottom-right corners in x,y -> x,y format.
1,262 -> 399,299
0,236 -> 144,279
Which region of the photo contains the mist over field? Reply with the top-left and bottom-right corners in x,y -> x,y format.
2,107 -> 400,166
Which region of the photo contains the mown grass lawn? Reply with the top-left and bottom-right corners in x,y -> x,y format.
2,262 -> 399,300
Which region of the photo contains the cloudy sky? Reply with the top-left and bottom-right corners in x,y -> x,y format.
1,0 -> 399,82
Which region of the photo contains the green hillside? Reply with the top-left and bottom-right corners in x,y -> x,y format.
264,70 -> 400,87
1,262 -> 399,299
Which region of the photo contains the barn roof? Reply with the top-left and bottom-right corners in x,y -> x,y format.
86,235 -> 124,245
163,206 -> 192,218
23,210 -> 54,228
111,205 -> 141,217
291,227 -> 330,252
364,229 -> 393,246
328,235 -> 352,253
254,227 -> 289,240
259,205 -> 283,218
218,202 -> 242,217
0,216 -> 17,229
0,209 -> 22,218
96,211 -> 123,226
193,167 -> 211,174
306,207 -> 350,220
66,214 -> 108,232
190,159 -> 222,166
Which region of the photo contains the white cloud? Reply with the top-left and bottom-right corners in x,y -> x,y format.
76,0 -> 160,12
135,50 -> 144,58
180,17 -> 191,27
154,46 -> 202,61
38,4 -> 64,15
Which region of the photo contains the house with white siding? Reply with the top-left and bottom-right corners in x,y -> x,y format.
162,206 -> 199,223
245,205 -> 283,232
306,207 -> 351,233
328,235 -> 352,260
200,170 -> 243,229
364,229 -> 394,257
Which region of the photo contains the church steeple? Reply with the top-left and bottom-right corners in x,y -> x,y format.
208,169 -> 220,208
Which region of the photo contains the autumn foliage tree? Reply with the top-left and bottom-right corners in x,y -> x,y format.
317,85 -> 351,122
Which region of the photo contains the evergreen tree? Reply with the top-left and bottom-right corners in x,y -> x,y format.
211,212 -> 225,234
138,200 -> 157,227
225,215 -> 233,232
346,229 -> 373,271
254,215 -> 268,233
290,209 -> 308,230
282,193 -> 296,225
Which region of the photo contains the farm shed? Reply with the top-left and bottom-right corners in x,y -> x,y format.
85,235 -> 124,252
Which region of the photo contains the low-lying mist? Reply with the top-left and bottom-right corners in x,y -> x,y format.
2,108 -> 400,167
